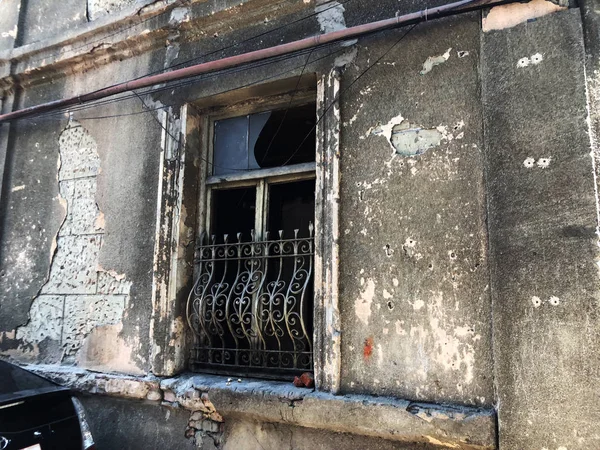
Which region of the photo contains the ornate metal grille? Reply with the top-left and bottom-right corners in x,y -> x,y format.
187,226 -> 314,378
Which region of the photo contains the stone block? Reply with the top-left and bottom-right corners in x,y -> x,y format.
40,235 -> 102,295
58,124 -> 100,181
96,270 -> 131,294
16,295 -> 65,343
62,295 -> 125,354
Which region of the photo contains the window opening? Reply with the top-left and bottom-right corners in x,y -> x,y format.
188,100 -> 317,379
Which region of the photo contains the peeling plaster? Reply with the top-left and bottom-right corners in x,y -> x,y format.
355,278 -> 375,325
14,121 -> 132,365
316,1 -> 348,33
316,1 -> 357,48
169,7 -> 190,25
87,0 -> 137,21
1,25 -> 17,39
420,48 -> 451,75
407,292 -> 479,386
362,114 -> 462,160
482,0 -> 566,32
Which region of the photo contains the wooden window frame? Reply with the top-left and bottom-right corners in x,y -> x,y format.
150,71 -> 342,393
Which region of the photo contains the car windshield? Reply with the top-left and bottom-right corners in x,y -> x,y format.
0,360 -> 56,395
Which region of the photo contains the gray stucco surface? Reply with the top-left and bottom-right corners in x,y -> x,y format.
3,0 -> 600,448
80,395 -> 197,450
338,12 -> 493,407
482,9 -> 600,449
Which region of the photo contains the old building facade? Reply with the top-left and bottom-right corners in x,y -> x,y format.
1,0 -> 599,448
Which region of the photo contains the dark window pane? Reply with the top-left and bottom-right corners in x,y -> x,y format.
213,116 -> 249,176
248,111 -> 271,170
253,103 -> 316,168
268,179 -> 315,239
211,187 -> 256,242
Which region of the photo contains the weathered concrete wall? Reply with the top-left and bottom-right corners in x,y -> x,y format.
482,7 -> 600,449
338,12 -> 493,407
3,0 -> 600,448
80,395 -> 198,450
0,45 -> 164,374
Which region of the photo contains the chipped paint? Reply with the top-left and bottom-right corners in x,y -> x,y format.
363,114 -> 462,160
420,48 -> 451,75
537,157 -> 551,168
482,0 -> 566,32
355,278 -> 374,325
517,53 -> 544,68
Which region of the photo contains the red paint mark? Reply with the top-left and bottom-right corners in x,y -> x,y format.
363,337 -> 374,359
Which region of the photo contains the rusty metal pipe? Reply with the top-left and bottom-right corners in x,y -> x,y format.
0,0 -> 496,123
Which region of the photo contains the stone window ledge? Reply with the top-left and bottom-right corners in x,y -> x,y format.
23,364 -> 495,449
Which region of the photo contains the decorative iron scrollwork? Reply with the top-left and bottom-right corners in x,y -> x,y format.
187,225 -> 314,376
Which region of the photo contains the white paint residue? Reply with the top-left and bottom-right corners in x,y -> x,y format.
537,157 -> 551,168
1,25 -> 17,39
531,296 -> 542,308
316,1 -> 347,33
413,292 -> 478,385
420,48 -> 451,75
517,57 -> 530,68
549,296 -> 560,306
334,46 -> 358,67
413,300 -> 425,311
376,343 -> 383,366
395,320 -> 407,336
12,185 -> 26,192
169,7 -> 190,25
523,157 -> 536,168
383,289 -> 393,300
354,278 -> 375,325
517,53 -> 544,69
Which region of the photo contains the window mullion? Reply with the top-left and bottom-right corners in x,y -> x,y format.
255,180 -> 267,240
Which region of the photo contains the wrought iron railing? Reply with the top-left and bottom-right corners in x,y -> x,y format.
187,226 -> 314,378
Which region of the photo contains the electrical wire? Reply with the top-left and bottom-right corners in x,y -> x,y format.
281,23 -> 418,166
43,0 -> 356,99
14,20 -> 416,176
19,42 -> 341,122
127,23 -> 416,174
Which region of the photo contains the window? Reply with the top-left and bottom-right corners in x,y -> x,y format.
187,92 -> 317,379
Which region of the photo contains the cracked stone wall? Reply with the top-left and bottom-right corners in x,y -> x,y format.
13,121 -> 132,366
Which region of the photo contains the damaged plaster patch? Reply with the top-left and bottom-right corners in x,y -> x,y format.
420,48 -> 451,75
316,1 -> 357,47
391,122 -> 443,157
362,114 -> 460,159
16,121 -> 131,363
408,292 -> 479,386
482,0 -> 567,32
517,53 -> 543,68
87,0 -> 137,21
355,278 -> 375,325
169,7 -> 190,25
1,25 -> 18,39
316,1 -> 348,33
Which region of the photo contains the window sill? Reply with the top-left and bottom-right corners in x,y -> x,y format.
23,364 -> 495,449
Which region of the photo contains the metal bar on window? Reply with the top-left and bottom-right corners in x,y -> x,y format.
187,226 -> 314,377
